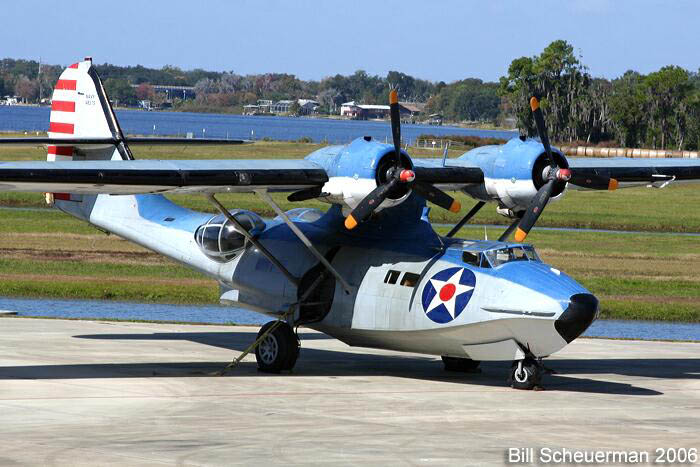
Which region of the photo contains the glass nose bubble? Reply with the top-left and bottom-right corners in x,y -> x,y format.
555,293 -> 599,343
194,210 -> 266,262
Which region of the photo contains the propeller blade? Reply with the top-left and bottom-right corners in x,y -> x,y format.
569,172 -> 619,191
390,89 -> 401,159
514,179 -> 555,242
530,97 -> 556,167
345,177 -> 400,230
411,181 -> 461,213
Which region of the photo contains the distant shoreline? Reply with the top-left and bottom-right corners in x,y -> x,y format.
0,103 -> 513,131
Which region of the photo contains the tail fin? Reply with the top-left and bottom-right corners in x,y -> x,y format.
47,57 -> 133,204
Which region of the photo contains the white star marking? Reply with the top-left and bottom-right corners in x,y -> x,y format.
425,269 -> 474,319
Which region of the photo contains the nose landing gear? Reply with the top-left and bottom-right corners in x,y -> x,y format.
509,358 -> 544,390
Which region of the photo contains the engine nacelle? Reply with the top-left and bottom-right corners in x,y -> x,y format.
306,137 -> 413,214
460,137 -> 568,211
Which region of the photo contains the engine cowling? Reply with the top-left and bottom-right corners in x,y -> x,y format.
306,137 -> 413,214
460,137 -> 568,213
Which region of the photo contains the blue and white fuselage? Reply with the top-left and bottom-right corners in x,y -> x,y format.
79,185 -> 593,362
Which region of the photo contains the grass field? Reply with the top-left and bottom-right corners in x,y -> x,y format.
0,137 -> 698,322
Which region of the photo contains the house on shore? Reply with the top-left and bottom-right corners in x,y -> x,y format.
297,99 -> 319,115
340,100 -> 425,120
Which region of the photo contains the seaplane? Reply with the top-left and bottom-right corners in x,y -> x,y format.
0,58 -> 698,389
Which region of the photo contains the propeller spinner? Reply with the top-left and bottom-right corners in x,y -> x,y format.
344,90 -> 461,229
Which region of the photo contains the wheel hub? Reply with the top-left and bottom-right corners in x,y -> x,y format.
259,335 -> 279,365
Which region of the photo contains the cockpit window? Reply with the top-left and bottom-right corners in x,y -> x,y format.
483,246 -> 541,267
462,251 -> 492,268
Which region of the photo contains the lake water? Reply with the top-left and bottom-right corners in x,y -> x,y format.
0,105 -> 517,144
1,297 -> 697,342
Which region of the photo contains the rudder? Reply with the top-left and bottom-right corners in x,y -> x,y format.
46,57 -> 133,206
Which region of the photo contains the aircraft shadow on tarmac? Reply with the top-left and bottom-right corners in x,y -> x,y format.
2,330 -> 698,396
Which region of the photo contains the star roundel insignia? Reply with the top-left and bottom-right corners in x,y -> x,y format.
421,267 -> 476,324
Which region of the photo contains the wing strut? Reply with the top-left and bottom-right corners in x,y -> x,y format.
255,190 -> 353,295
498,217 -> 523,242
446,201 -> 486,238
206,194 -> 299,287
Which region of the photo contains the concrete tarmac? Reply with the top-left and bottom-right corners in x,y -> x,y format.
0,318 -> 698,466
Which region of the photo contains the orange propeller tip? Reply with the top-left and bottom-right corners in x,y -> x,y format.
344,215 -> 358,230
514,227 -> 528,242
608,178 -> 619,191
449,200 -> 461,213
529,96 -> 539,112
389,89 -> 398,105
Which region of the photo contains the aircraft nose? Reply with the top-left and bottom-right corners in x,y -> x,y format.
555,293 -> 599,343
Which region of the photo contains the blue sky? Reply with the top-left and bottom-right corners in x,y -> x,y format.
2,0 -> 698,82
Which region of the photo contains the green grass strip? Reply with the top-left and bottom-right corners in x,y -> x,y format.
584,277 -> 700,298
0,258 -> 203,279
0,280 -> 219,304
599,299 -> 700,322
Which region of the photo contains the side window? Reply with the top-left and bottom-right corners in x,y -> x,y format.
384,270 -> 400,284
462,251 -> 480,266
400,272 -> 420,287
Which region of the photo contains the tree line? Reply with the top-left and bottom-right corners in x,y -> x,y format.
499,40 -> 700,150
2,48 -> 699,150
0,58 -> 497,119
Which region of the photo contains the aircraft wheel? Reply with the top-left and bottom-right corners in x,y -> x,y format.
441,356 -> 481,373
255,321 -> 300,373
510,358 -> 542,390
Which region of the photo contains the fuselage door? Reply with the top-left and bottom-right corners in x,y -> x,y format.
353,260 -> 427,330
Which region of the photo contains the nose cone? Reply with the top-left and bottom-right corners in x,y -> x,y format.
555,293 -> 599,343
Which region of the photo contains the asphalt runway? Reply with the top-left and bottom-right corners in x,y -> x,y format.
0,318 -> 698,465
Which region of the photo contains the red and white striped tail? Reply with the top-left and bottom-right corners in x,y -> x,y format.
47,58 -> 128,202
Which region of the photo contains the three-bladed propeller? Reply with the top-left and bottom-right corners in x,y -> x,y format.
513,97 -> 618,242
344,90 -> 461,229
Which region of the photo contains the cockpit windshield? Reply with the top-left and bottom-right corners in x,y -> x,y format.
483,245 -> 540,267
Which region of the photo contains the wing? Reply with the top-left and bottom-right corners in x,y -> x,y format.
0,137 -> 250,146
410,158 -> 484,190
567,157 -> 700,188
0,159 -> 328,195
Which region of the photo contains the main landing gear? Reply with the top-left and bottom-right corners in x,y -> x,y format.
255,321 -> 300,373
509,357 -> 544,390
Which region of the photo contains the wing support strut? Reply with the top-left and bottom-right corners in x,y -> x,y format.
206,193 -> 299,287
498,217 -> 522,242
446,201 -> 485,238
255,190 -> 353,295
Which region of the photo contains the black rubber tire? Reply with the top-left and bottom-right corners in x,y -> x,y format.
510,359 -> 541,390
280,325 -> 300,371
441,356 -> 481,372
254,322 -> 300,373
